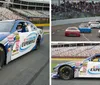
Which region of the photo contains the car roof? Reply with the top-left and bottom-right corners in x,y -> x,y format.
79,23 -> 89,27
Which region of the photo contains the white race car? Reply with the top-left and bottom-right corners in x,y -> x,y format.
88,21 -> 100,29
52,54 -> 100,80
0,19 -> 43,68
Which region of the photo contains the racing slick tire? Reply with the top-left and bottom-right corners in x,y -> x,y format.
35,36 -> 41,50
58,65 -> 74,80
0,46 -> 5,68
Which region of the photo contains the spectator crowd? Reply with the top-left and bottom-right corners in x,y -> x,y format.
52,1 -> 100,20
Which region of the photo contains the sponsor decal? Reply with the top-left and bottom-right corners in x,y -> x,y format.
12,50 -> 19,56
88,65 -> 100,74
12,33 -> 20,53
75,61 -> 81,66
7,35 -> 15,42
80,63 -> 87,75
20,33 -> 37,52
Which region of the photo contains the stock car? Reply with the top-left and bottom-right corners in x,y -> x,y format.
52,54 -> 100,80
0,19 -> 43,68
88,21 -> 100,29
79,23 -> 91,33
65,27 -> 80,37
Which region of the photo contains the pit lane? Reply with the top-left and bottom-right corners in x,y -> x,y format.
0,34 -> 49,85
52,23 -> 100,41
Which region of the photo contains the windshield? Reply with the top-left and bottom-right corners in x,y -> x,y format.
80,23 -> 88,27
82,55 -> 93,63
68,28 -> 77,30
0,21 -> 15,32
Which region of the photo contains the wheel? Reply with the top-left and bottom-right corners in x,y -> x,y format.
58,66 -> 74,80
0,46 -> 5,68
35,36 -> 41,50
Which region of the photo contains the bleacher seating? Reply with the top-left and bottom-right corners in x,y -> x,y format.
51,45 -> 100,57
12,8 -> 49,18
0,7 -> 23,20
0,7 -> 49,20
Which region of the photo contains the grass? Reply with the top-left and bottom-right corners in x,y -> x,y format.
44,32 -> 49,34
51,62 -> 59,72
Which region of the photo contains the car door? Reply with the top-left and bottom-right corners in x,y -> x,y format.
11,22 -> 38,60
79,55 -> 100,77
86,55 -> 100,77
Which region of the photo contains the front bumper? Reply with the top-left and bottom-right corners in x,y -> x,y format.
51,72 -> 60,79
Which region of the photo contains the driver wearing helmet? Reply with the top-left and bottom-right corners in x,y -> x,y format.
17,24 -> 23,32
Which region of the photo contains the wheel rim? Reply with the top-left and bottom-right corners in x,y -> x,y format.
60,67 -> 71,79
62,68 -> 70,76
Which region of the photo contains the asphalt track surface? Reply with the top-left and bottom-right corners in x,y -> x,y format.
52,78 -> 100,85
0,34 -> 49,85
52,23 -> 100,41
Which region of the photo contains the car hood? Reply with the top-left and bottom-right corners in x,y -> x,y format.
91,24 -> 99,26
0,32 -> 10,41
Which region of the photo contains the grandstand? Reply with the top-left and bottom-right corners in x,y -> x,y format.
52,0 -> 100,20
51,43 -> 100,58
0,0 -> 49,24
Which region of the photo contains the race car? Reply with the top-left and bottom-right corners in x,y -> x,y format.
98,30 -> 100,37
52,54 -> 100,80
65,27 -> 80,37
79,23 -> 91,33
0,19 -> 43,68
88,21 -> 100,29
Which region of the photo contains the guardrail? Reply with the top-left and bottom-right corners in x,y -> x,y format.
52,16 -> 100,26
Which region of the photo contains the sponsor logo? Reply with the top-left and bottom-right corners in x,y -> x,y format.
7,35 -> 15,42
20,33 -> 37,52
88,65 -> 100,74
22,36 -> 36,47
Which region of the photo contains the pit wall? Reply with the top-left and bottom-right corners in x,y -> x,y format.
52,17 -> 100,26
52,56 -> 88,61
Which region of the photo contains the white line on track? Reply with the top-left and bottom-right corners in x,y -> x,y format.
82,33 -> 90,41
